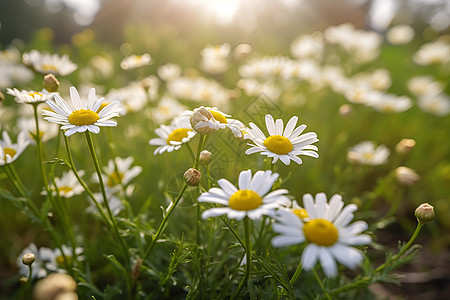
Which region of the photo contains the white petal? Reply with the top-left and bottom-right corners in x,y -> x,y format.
318,247 -> 337,278
238,170 -> 252,190
301,244 -> 319,271
272,235 -> 304,248
70,86 -> 82,110
265,114 -> 276,136
202,207 -> 230,219
283,116 -> 298,137
217,179 -> 238,195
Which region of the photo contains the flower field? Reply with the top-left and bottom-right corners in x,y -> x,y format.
0,1 -> 449,299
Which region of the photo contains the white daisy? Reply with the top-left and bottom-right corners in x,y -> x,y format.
22,50 -> 78,76
272,193 -> 372,278
92,156 -> 142,188
198,169 -> 290,221
149,117 -> 196,155
347,141 -> 390,165
120,53 -> 152,70
245,114 -> 319,165
0,131 -> 30,166
40,245 -> 84,273
17,117 -> 59,144
6,88 -> 55,105
87,188 -> 124,216
42,170 -> 85,198
42,86 -> 121,137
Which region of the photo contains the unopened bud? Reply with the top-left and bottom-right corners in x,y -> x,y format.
395,167 -> 420,186
43,74 -> 60,92
415,203 -> 435,224
233,43 -> 252,60
22,253 -> 35,266
20,277 -> 28,284
33,273 -> 77,300
396,138 -> 416,154
339,104 -> 352,117
184,168 -> 201,186
199,150 -> 212,165
190,108 -> 217,135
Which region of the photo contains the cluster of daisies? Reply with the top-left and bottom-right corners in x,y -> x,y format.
150,106 -> 319,166
198,169 -> 371,277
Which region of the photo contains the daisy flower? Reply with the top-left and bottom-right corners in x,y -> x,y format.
22,50 -> 78,76
92,156 -> 142,188
40,245 -> 84,273
181,106 -> 245,137
120,53 -> 152,70
87,188 -> 124,216
17,117 -> 59,144
42,170 -> 85,198
149,117 -> 196,155
0,131 -> 29,166
347,141 -> 390,165
6,88 -> 55,105
245,114 -> 319,165
272,193 -> 371,277
199,169 -> 290,221
42,86 -> 121,137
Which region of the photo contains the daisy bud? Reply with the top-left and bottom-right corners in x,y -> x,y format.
339,104 -> 352,117
199,150 -> 212,165
184,168 -> 201,186
43,74 -> 60,92
190,107 -> 217,135
33,273 -> 77,300
20,277 -> 28,284
233,43 -> 252,60
395,138 -> 416,154
395,166 -> 420,186
22,253 -> 35,266
415,203 -> 435,224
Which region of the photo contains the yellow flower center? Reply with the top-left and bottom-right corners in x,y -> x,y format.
228,189 -> 263,211
42,64 -> 58,72
3,147 -> 17,158
68,109 -> 100,126
303,219 -> 338,247
96,102 -> 110,113
209,110 -> 228,124
107,172 -> 124,187
56,255 -> 72,267
363,152 -> 374,160
292,208 -> 308,220
166,128 -> 191,144
59,186 -> 73,194
263,135 -> 293,155
27,92 -> 43,98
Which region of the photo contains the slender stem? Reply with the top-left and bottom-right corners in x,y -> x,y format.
233,217 -> 251,299
290,260 -> 303,286
330,222 -> 424,296
142,183 -> 189,261
312,268 -> 331,300
33,104 -> 50,194
4,164 -> 29,199
63,134 -> 111,227
193,135 -> 206,170
84,132 -> 131,269
375,222 -> 423,273
27,265 -> 33,283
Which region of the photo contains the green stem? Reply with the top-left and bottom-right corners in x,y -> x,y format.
142,183 -> 189,261
84,132 -> 131,269
193,135 -> 206,170
330,222 -> 424,296
4,164 -> 29,200
312,268 -> 331,300
33,104 -> 50,195
233,217 -> 251,299
290,260 -> 303,286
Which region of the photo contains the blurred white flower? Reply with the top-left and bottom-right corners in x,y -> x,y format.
157,63 -> 182,81
200,43 -> 230,74
413,40 -> 450,65
418,93 -> 450,116
22,50 -> 77,76
120,53 -> 152,70
291,32 -> 324,60
407,76 -> 443,97
151,94 -> 187,125
348,141 -> 390,165
369,93 -> 412,113
0,131 -> 29,166
386,24 -> 415,45
17,117 -> 59,144
7,88 -> 55,105
106,82 -> 148,114
42,170 -> 85,198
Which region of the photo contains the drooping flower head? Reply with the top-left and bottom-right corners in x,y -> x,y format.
272,193 -> 371,277
199,169 -> 290,221
22,50 -> 77,76
149,117 -> 196,155
245,114 -> 319,165
181,106 -> 245,137
42,86 -> 121,136
0,131 -> 29,166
